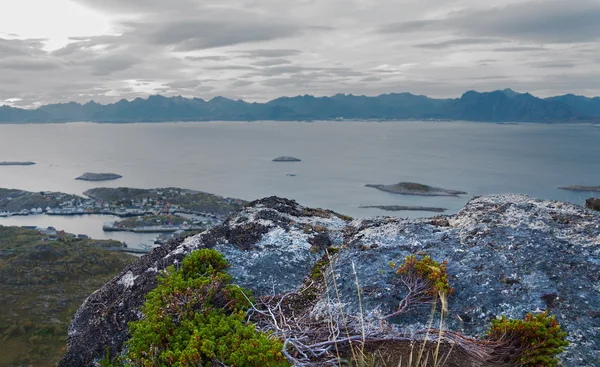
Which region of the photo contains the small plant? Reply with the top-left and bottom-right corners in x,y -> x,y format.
113,249 -> 290,367
383,255 -> 453,320
391,255 -> 453,297
487,311 -> 569,367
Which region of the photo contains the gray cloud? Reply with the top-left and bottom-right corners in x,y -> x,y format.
527,61 -> 577,69
380,0 -> 600,43
231,80 -> 254,87
165,79 -> 203,89
238,49 -> 302,58
361,76 -> 381,82
252,59 -> 292,66
185,56 -> 229,62
204,65 -> 257,71
0,38 -> 46,57
91,54 -> 141,76
133,19 -> 303,51
493,46 -> 548,52
415,38 -> 505,49
0,58 -> 62,71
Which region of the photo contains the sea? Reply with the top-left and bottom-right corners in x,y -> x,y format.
0,120 -> 599,247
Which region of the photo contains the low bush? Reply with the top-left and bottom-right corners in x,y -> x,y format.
111,249 -> 290,367
487,311 -> 569,367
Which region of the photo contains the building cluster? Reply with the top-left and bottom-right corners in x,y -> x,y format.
0,193 -> 223,220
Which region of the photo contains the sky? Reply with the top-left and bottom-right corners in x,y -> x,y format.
0,0 -> 599,108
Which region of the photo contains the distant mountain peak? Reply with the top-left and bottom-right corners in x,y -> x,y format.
502,88 -> 520,98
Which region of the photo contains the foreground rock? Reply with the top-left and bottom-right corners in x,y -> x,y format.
0,161 -> 35,166
60,194 -> 600,366
359,204 -> 446,212
272,156 -> 302,162
560,185 -> 600,193
75,172 -> 122,181
586,197 -> 600,211
366,182 -> 467,196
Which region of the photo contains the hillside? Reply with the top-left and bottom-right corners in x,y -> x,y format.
1,89 -> 598,123
0,226 -> 136,367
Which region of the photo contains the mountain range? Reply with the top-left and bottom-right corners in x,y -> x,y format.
1,89 -> 599,123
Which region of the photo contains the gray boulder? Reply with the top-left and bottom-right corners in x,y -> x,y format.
586,197 -> 600,211
59,194 -> 600,366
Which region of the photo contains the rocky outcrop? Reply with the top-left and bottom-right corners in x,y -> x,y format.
560,185 -> 600,193
366,182 -> 467,196
359,204 -> 447,212
75,173 -> 122,181
272,156 -> 302,162
587,197 -> 600,211
0,161 -> 35,166
59,195 -> 600,367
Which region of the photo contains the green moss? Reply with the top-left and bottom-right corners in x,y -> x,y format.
112,249 -> 290,367
487,311 -> 569,367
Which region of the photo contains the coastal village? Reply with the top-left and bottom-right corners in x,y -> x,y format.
0,187 -> 246,251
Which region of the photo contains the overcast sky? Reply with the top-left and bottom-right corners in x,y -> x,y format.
1,0 -> 599,108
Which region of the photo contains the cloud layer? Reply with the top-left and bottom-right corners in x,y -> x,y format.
1,0 -> 599,107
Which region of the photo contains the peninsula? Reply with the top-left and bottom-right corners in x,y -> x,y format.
0,187 -> 245,218
365,182 -> 467,197
359,205 -> 447,212
559,185 -> 600,193
75,173 -> 122,181
0,161 -> 35,166
272,156 -> 302,162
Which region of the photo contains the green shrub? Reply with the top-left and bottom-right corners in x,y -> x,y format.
487,311 -> 569,367
115,249 -> 290,367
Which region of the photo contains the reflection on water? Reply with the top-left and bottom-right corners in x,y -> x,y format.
0,214 -> 157,250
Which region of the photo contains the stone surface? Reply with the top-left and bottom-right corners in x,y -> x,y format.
586,197 -> 600,211
60,194 -> 600,367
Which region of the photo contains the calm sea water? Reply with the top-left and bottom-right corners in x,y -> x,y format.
0,120 -> 599,244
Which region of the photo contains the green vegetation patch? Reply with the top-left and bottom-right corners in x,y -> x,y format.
0,226 -> 136,367
109,249 -> 290,367
488,311 -> 569,367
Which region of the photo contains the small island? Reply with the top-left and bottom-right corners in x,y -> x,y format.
559,185 -> 600,193
359,205 -> 447,213
365,182 -> 467,197
272,156 -> 302,162
0,161 -> 36,166
76,172 -> 123,181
